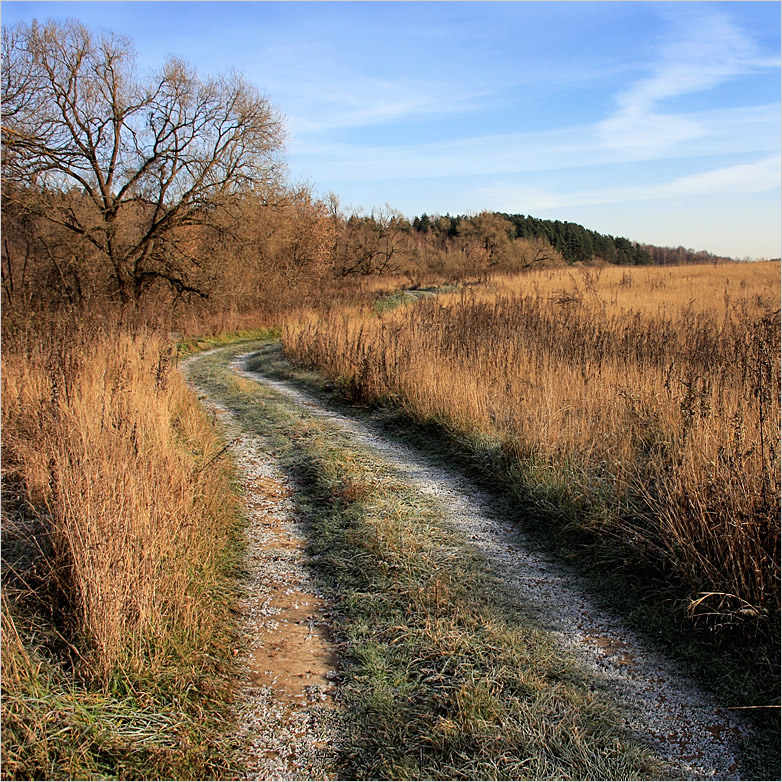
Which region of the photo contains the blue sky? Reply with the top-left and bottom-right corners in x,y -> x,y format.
3,1 -> 780,258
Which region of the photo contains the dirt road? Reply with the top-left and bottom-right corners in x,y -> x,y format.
187,344 -> 754,780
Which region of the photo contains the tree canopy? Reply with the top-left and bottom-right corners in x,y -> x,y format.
1,19 -> 286,303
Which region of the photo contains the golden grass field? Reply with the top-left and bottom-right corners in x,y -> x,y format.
1,261 -> 778,778
3,327 -> 238,678
284,262 -> 781,631
1,325 -> 240,777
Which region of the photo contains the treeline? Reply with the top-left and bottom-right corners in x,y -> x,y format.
412,212 -> 737,267
0,18 -> 738,327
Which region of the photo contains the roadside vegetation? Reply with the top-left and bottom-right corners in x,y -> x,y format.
1,321 -> 242,779
283,262 -> 781,717
1,21 -> 743,324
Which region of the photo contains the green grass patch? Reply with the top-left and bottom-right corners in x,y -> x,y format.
1,611 -> 238,781
176,327 -> 282,360
372,286 -> 458,314
1,520 -> 243,781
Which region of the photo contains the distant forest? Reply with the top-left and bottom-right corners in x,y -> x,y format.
412,212 -> 737,267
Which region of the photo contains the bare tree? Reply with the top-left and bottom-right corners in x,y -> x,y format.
457,211 -> 516,273
515,236 -> 557,270
328,197 -> 409,278
1,19 -> 285,304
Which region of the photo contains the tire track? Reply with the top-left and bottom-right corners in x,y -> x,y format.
184,356 -> 341,780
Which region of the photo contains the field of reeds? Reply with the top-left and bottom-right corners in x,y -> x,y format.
1,321 -> 241,779
283,262 -> 781,659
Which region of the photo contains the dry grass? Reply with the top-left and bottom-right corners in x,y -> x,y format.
283,262 -> 781,638
3,327 -> 236,677
1,322 -> 241,778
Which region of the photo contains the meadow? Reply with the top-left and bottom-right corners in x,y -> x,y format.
2,261 -> 779,778
283,262 -> 781,661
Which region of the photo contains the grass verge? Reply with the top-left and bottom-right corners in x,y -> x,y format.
187,342 -> 664,780
2,327 -> 244,780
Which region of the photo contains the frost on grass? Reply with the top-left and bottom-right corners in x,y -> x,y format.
184,388 -> 342,781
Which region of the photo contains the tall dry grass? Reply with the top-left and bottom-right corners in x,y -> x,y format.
283,262 -> 780,637
2,324 -> 237,682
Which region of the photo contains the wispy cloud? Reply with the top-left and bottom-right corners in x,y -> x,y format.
285,80 -> 493,134
280,63 -> 632,137
472,154 -> 782,214
598,8 -> 780,154
278,5 -> 779,180
660,154 -> 781,198
289,104 -> 780,183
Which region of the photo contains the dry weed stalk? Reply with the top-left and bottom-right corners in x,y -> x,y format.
283,262 -> 781,632
2,326 -> 235,680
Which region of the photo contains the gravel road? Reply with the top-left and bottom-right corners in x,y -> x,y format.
184,356 -> 341,780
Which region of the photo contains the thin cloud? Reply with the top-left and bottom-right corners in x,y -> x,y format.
599,8 -> 780,154
660,154 -> 781,198
286,81 -> 493,134
289,104 -> 779,183
472,154 -> 782,213
282,63 -> 630,137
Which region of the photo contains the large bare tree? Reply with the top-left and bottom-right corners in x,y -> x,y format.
1,20 -> 285,304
